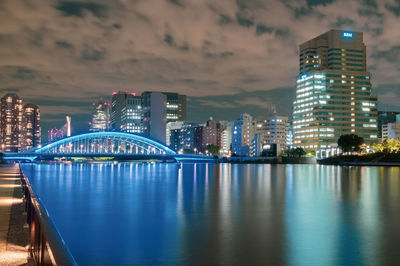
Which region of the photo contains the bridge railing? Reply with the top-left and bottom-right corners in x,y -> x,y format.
20,166 -> 77,265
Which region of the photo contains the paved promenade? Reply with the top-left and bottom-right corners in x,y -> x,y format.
0,163 -> 30,265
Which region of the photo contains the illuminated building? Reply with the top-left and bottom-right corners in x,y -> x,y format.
162,92 -> 186,122
221,121 -> 233,155
166,121 -> 185,146
89,99 -> 110,132
232,113 -> 254,156
292,30 -> 378,151
48,127 -> 64,142
64,116 -> 71,137
378,111 -> 400,140
142,92 -> 167,143
0,93 -> 22,152
20,104 -> 41,151
193,126 -> 204,153
203,118 -> 219,148
254,115 -> 289,155
382,114 -> 400,140
121,96 -> 142,133
169,123 -> 198,152
111,91 -> 136,131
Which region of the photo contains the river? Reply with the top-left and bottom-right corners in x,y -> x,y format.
20,163 -> 400,265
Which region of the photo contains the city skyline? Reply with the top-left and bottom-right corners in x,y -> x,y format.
2,0 -> 400,135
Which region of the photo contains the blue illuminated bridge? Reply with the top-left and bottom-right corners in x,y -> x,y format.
2,132 -> 215,162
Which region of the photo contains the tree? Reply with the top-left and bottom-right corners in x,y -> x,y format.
373,138 -> 400,153
206,144 -> 220,156
283,148 -> 306,158
338,134 -> 364,153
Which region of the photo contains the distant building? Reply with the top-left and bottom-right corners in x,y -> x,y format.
169,123 -> 198,152
382,114 -> 400,140
20,104 -> 41,151
232,113 -> 254,156
166,121 -> 185,146
221,121 -> 233,155
142,92 -> 167,143
48,127 -> 64,143
254,115 -> 289,155
378,111 -> 400,140
163,92 -> 187,122
202,118 -> 219,149
90,99 -> 110,132
0,93 -> 23,152
287,122 -> 294,149
292,29 -> 378,151
121,96 -> 142,133
111,91 -> 137,131
63,116 -> 72,137
194,126 -> 204,153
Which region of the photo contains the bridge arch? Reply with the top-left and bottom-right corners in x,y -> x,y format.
35,132 -> 176,156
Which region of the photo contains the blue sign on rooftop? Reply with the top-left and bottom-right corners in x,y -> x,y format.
342,31 -> 354,39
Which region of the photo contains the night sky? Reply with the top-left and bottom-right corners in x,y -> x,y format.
1,0 -> 400,138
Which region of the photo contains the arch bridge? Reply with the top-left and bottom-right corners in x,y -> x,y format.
36,132 -> 176,156
2,132 -> 214,162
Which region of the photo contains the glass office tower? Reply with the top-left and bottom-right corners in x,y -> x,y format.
292,30 -> 378,150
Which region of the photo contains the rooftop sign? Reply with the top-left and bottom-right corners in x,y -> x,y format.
342,31 -> 354,39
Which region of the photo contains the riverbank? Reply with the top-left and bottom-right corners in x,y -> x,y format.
0,163 -> 30,265
219,156 -> 317,164
319,153 -> 400,166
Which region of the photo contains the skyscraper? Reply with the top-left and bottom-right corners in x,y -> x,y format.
162,92 -> 187,122
142,92 -> 167,143
0,93 -> 22,152
111,91 -> 136,131
21,103 -> 41,151
90,99 -> 110,132
121,96 -> 142,133
292,30 -> 378,150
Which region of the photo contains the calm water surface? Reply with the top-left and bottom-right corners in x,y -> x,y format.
21,163 -> 400,266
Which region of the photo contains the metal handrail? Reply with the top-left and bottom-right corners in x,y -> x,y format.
21,166 -> 77,265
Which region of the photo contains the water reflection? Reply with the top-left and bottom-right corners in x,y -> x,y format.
21,163 -> 400,265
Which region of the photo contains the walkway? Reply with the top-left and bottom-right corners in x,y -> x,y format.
0,163 -> 30,265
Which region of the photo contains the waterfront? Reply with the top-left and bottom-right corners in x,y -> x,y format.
21,163 -> 400,265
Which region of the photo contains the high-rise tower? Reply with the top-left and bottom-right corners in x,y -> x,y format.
21,103 -> 41,151
90,99 -> 111,132
0,93 -> 23,152
292,30 -> 378,150
111,91 -> 136,131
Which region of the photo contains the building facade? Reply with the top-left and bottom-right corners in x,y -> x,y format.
202,118 -> 219,150
90,99 -> 110,132
0,93 -> 23,152
20,104 -> 41,151
163,92 -> 187,122
111,91 -> 136,131
166,121 -> 185,146
169,123 -> 197,152
121,96 -> 142,133
382,114 -> 400,140
292,30 -> 378,150
142,92 -> 167,143
232,113 -> 254,156
221,121 -> 233,155
378,111 -> 400,140
255,115 -> 289,155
